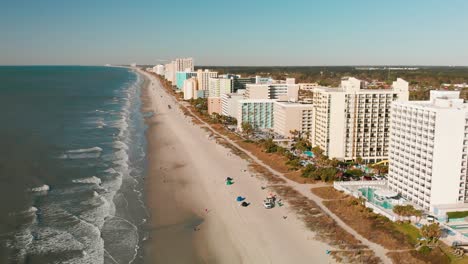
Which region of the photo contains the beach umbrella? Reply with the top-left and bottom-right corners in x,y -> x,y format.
236,196 -> 245,202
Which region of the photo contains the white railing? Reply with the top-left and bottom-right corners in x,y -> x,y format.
334,180 -> 387,187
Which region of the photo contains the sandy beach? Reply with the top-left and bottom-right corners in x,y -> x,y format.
140,70 -> 333,263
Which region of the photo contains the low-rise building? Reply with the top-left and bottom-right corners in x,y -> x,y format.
273,101 -> 314,138
208,97 -> 222,115
255,76 -> 274,84
237,99 -> 275,131
388,91 -> 468,213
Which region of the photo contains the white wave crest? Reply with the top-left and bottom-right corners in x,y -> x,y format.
72,176 -> 102,185
114,141 -> 129,150
30,185 -> 50,192
67,147 -> 103,153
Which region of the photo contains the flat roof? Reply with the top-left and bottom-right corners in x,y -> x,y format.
314,87 -> 399,93
239,99 -> 277,103
274,101 -> 314,108
394,100 -> 468,110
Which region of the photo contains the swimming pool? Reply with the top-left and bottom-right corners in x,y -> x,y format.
359,187 -> 394,209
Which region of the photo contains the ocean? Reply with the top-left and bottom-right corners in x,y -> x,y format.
0,66 -> 149,263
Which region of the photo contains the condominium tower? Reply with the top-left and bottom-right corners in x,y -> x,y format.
175,57 -> 194,72
197,69 -> 218,91
208,77 -> 234,97
237,99 -> 275,131
388,91 -> 468,212
311,77 -> 409,162
221,93 -> 244,118
273,101 -> 314,138
245,83 -> 299,101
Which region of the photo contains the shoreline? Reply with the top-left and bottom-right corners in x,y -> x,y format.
139,69 -> 335,263
140,73 -> 206,263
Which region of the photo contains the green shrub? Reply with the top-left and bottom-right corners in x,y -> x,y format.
418,245 -> 432,255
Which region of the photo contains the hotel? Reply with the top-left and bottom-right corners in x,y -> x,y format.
183,77 -> 198,100
197,69 -> 218,91
176,71 -> 197,90
208,77 -> 234,97
245,83 -> 299,101
237,99 -> 275,131
221,92 -> 244,118
311,77 -> 409,163
273,101 -> 314,138
175,57 -> 194,72
388,91 -> 468,213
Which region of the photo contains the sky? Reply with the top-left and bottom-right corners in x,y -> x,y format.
1,0 -> 468,66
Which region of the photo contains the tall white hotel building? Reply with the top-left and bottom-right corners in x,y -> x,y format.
388,91 -> 468,212
311,77 -> 409,163
175,57 -> 194,72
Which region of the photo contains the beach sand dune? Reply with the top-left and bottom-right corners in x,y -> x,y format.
142,71 -> 333,264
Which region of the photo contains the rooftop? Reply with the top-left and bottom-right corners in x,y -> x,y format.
274,101 -> 314,108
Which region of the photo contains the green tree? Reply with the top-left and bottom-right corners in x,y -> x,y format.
289,129 -> 301,140
286,158 -> 301,170
355,156 -> 364,165
421,223 -> 441,244
293,138 -> 311,152
372,163 -> 388,174
302,164 -> 317,178
241,122 -> 254,138
345,169 -> 364,178
263,138 -> 278,153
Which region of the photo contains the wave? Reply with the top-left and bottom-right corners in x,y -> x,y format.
72,176 -> 102,185
30,184 -> 50,193
67,147 -> 103,153
58,147 -> 103,159
113,141 -> 128,150
59,153 -> 101,159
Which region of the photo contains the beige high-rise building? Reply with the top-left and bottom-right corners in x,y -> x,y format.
197,69 -> 218,91
273,101 -> 314,138
245,83 -> 299,101
311,77 -> 409,163
175,57 -> 194,72
208,77 -> 233,97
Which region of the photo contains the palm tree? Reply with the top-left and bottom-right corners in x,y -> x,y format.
289,129 -> 300,140
421,223 -> 441,244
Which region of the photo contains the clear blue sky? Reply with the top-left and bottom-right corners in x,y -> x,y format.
1,0 -> 467,66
